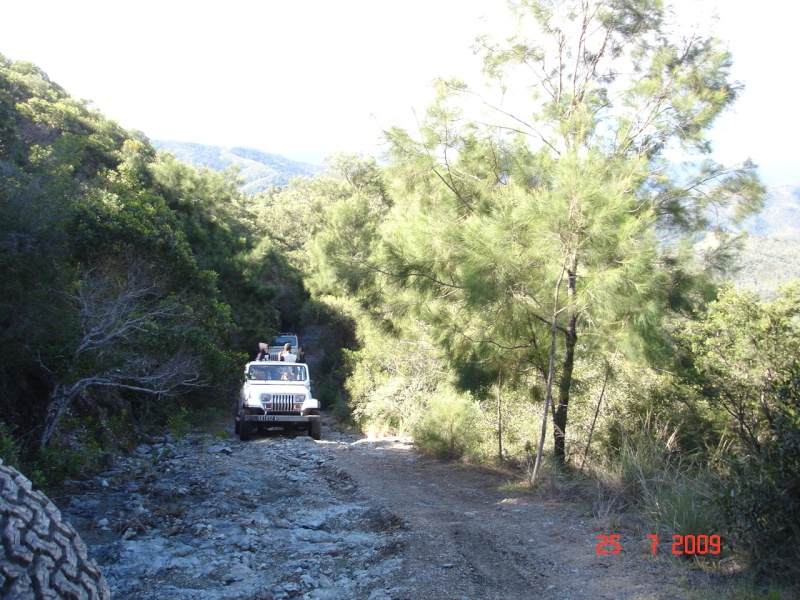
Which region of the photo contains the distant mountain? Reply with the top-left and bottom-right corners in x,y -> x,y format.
734,184 -> 800,295
742,184 -> 800,238
153,141 -> 324,195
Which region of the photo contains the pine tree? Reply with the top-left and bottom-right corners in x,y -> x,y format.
378,0 -> 764,474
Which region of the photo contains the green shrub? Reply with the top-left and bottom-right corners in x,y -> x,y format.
0,421 -> 21,470
717,371 -> 800,583
314,380 -> 341,409
588,419 -> 722,541
413,393 -> 487,462
29,414 -> 108,487
166,407 -> 192,439
643,471 -> 719,540
105,409 -> 136,451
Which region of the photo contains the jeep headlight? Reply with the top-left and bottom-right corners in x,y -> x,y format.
245,393 -> 263,407
259,393 -> 272,403
296,394 -> 305,402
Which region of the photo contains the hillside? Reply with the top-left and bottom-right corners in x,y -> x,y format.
742,184 -> 800,237
733,183 -> 800,295
153,140 -> 323,194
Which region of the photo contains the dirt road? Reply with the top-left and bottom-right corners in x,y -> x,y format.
331,436 -> 693,600
56,419 -> 709,599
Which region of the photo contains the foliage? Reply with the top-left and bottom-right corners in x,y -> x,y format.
0,422 -> 21,470
677,284 -> 800,582
365,0 -> 763,476
166,407 -> 192,440
596,365 -> 724,460
617,425 -> 718,536
342,318 -> 442,437
0,54 -> 318,480
298,296 -> 358,411
30,413 -> 110,488
732,234 -> 800,298
413,393 -> 487,461
0,55 -> 251,464
677,284 -> 800,452
149,152 -> 286,343
7,16 -> 796,590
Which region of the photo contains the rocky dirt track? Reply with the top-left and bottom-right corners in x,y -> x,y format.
55,419 -> 712,599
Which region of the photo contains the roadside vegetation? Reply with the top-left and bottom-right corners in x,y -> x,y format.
1,0 -> 798,595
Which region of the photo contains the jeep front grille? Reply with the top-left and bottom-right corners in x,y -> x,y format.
270,394 -> 295,411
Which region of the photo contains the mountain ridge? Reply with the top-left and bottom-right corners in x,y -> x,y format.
152,140 -> 324,195
735,184 -> 800,294
742,183 -> 800,238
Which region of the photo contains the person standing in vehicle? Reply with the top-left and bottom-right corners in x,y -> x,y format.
256,342 -> 268,361
278,343 -> 297,362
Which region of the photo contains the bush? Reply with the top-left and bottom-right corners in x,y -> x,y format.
0,421 -> 21,470
674,285 -> 800,584
29,414 -> 108,488
413,393 -> 487,462
585,419 -> 721,540
299,296 -> 358,413
718,371 -> 800,582
166,406 -> 192,439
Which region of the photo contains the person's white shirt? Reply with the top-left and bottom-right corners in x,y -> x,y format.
281,352 -> 297,363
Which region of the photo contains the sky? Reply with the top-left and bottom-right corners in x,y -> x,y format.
2,0 -> 798,185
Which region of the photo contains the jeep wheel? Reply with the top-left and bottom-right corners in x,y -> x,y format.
309,417 -> 322,441
238,412 -> 252,441
234,398 -> 243,435
0,463 -> 110,599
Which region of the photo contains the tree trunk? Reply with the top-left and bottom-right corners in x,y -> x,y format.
531,267 -> 566,484
496,379 -> 503,461
580,359 -> 612,472
40,383 -> 82,449
553,256 -> 578,466
553,314 -> 576,465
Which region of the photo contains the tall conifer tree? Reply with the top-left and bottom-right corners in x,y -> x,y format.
379,0 -> 763,473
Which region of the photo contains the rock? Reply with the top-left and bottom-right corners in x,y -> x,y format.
134,444 -> 152,455
58,426 -> 404,600
300,516 -> 327,530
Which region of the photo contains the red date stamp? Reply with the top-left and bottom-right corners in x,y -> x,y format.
596,534 -> 621,554
597,534 -> 721,555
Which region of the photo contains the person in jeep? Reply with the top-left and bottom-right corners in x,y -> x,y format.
278,343 -> 297,362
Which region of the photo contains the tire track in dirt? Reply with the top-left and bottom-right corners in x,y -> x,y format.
329,436 -> 700,599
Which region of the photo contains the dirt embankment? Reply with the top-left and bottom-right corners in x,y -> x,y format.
55,418 -> 715,599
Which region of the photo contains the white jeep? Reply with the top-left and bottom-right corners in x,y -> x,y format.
235,361 -> 321,441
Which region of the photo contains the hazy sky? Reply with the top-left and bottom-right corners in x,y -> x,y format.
2,0 -> 797,185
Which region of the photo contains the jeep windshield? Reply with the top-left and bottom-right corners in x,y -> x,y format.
247,364 -> 307,382
274,335 -> 298,347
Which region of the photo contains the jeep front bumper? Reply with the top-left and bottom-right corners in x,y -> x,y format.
243,414 -> 320,423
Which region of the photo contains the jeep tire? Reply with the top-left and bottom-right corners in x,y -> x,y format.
238,412 -> 252,441
309,417 -> 322,441
0,463 -> 110,599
